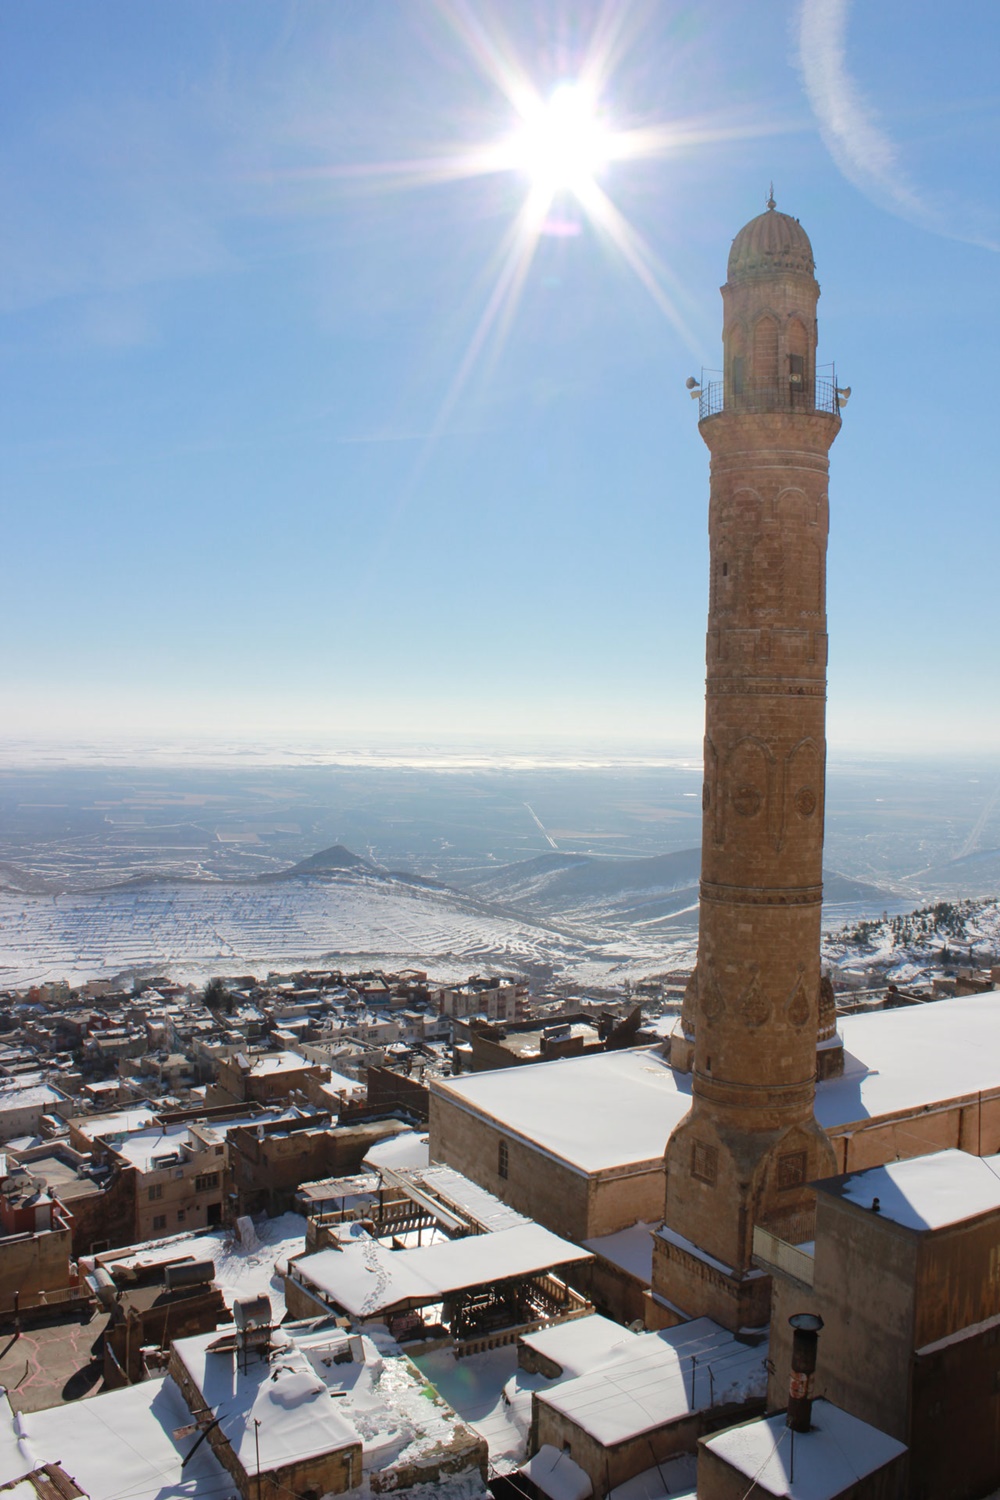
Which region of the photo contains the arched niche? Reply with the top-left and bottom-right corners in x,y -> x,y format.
752,313 -> 779,392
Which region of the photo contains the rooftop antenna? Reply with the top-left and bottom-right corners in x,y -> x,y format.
767,183 -> 776,210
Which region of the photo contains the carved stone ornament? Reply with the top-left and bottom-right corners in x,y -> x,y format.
701,975 -> 725,1025
794,786 -> 817,817
786,975 -> 811,1028
740,975 -> 771,1028
733,784 -> 762,817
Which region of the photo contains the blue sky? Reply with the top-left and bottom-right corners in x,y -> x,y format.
2,1 -> 998,755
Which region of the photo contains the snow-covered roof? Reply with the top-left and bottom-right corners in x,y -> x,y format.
818,990 -> 1000,1127
519,1315 -> 638,1378
522,1444 -> 593,1500
246,1050 -> 310,1075
173,1322 -> 484,1484
293,1222 -> 591,1318
535,1317 -> 766,1445
702,1399 -> 906,1498
0,1083 -> 65,1112
0,1377 -> 227,1500
433,993 -> 1000,1179
817,1148 -> 1000,1232
363,1130 -> 430,1171
98,1211 -> 306,1319
409,1164 -> 530,1232
113,1122 -> 192,1171
430,1049 -> 692,1175
71,1106 -> 157,1141
174,1326 -> 361,1471
583,1221 -> 656,1284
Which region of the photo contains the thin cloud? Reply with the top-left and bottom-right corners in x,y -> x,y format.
797,0 -> 999,251
797,0 -> 923,215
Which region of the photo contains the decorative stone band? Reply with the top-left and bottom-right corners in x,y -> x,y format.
706,680 -> 827,698
700,880 -> 823,908
692,1072 -> 817,1111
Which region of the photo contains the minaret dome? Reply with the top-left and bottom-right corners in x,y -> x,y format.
727,202 -> 815,282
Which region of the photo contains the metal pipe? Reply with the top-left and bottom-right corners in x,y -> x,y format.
787,1312 -> 824,1432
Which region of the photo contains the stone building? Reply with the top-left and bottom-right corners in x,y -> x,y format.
658,199 -> 845,1330
761,1149 -> 1000,1500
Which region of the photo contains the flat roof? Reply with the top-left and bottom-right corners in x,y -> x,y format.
431,1049 -> 692,1175
519,1314 -> 637,1378
0,1378 -> 227,1500
70,1107 -> 157,1141
113,1122 -> 191,1171
702,1399 -> 906,1498
174,1326 -> 360,1472
816,1148 -> 1000,1232
536,1317 -> 766,1445
294,1222 -> 591,1318
430,992 -> 1000,1178
174,1322 -> 479,1482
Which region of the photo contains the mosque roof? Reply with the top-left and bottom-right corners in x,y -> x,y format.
728,198 -> 815,281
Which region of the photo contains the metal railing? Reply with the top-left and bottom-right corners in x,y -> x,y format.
699,376 -> 840,420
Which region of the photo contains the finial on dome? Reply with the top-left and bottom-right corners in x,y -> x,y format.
767,183 -> 776,210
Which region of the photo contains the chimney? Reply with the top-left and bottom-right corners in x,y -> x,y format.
787,1312 -> 824,1432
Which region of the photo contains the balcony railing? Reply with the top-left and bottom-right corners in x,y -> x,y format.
699,376 -> 840,420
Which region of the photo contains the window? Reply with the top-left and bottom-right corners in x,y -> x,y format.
195,1172 -> 220,1193
788,353 -> 804,387
177,1210 -> 186,1223
152,1214 -> 167,1231
148,1183 -> 162,1202
497,1141 -> 509,1180
732,356 -> 745,394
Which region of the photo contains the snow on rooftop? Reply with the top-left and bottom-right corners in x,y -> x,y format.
535,1317 -> 767,1446
414,1343 -> 526,1468
0,1084 -> 64,1112
0,1377 -> 227,1500
71,1106 -> 157,1141
609,1454 -> 697,1500
584,1221 -> 655,1284
817,990 -> 1000,1128
101,1211 -> 306,1319
522,1444 -> 593,1500
519,1314 -> 638,1378
174,1322 -> 486,1484
113,1122 -> 192,1171
174,1325 -> 361,1471
819,1148 -> 1000,1231
702,1399 -> 906,1498
431,1049 -> 692,1175
247,1050 -> 309,1075
293,1222 -> 591,1319
411,1164 -> 529,1232
433,993 -> 1000,1181
363,1131 -> 430,1171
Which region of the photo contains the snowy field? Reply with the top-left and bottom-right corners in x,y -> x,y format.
0,870 -> 699,989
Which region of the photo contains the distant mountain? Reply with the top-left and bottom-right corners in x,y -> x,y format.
272,844 -> 379,879
464,847 -> 892,930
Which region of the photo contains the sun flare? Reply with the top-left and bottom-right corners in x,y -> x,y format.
506,83 -> 611,199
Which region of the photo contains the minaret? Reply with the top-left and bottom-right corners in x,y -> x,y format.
654,198 -> 842,1333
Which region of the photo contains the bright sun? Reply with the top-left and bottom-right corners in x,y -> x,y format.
507,83 -> 610,198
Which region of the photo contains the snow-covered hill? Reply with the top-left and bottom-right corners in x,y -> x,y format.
824,897 -> 1000,985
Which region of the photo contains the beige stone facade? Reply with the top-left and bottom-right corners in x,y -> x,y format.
659,203 -> 842,1328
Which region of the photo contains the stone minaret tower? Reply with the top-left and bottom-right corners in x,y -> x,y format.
655,199 -> 842,1332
